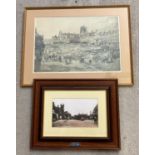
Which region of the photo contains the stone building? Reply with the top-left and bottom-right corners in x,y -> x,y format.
80,25 -> 88,35
52,102 -> 72,122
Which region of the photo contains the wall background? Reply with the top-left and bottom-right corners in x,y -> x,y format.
16,0 -> 139,155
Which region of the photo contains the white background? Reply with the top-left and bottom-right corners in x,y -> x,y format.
0,1 -> 16,155
0,0 -> 154,154
139,0 -> 155,154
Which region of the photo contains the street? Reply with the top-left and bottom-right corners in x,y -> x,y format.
53,119 -> 97,128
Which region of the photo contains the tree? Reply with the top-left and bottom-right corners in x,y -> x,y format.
35,29 -> 45,71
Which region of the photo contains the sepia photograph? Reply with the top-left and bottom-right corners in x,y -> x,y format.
34,16 -> 121,72
52,99 -> 98,128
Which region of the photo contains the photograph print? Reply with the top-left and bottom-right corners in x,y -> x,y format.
34,16 -> 121,72
52,99 -> 98,128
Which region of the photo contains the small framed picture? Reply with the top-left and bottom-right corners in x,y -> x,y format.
22,6 -> 133,86
31,79 -> 120,149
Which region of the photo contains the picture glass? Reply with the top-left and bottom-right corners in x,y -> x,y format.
34,16 -> 121,72
52,98 -> 98,128
43,90 -> 108,138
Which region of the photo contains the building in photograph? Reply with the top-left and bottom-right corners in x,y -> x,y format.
92,105 -> 98,124
52,102 -> 72,122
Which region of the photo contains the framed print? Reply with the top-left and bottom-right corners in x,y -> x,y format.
31,79 -> 120,149
22,5 -> 133,86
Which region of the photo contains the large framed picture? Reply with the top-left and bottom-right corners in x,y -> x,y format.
22,6 -> 133,86
31,79 -> 120,149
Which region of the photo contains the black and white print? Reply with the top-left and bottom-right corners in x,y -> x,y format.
34,17 -> 120,72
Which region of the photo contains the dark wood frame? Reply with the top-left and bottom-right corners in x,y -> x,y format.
31,79 -> 120,150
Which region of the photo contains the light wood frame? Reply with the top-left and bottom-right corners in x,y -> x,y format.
21,5 -> 133,86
